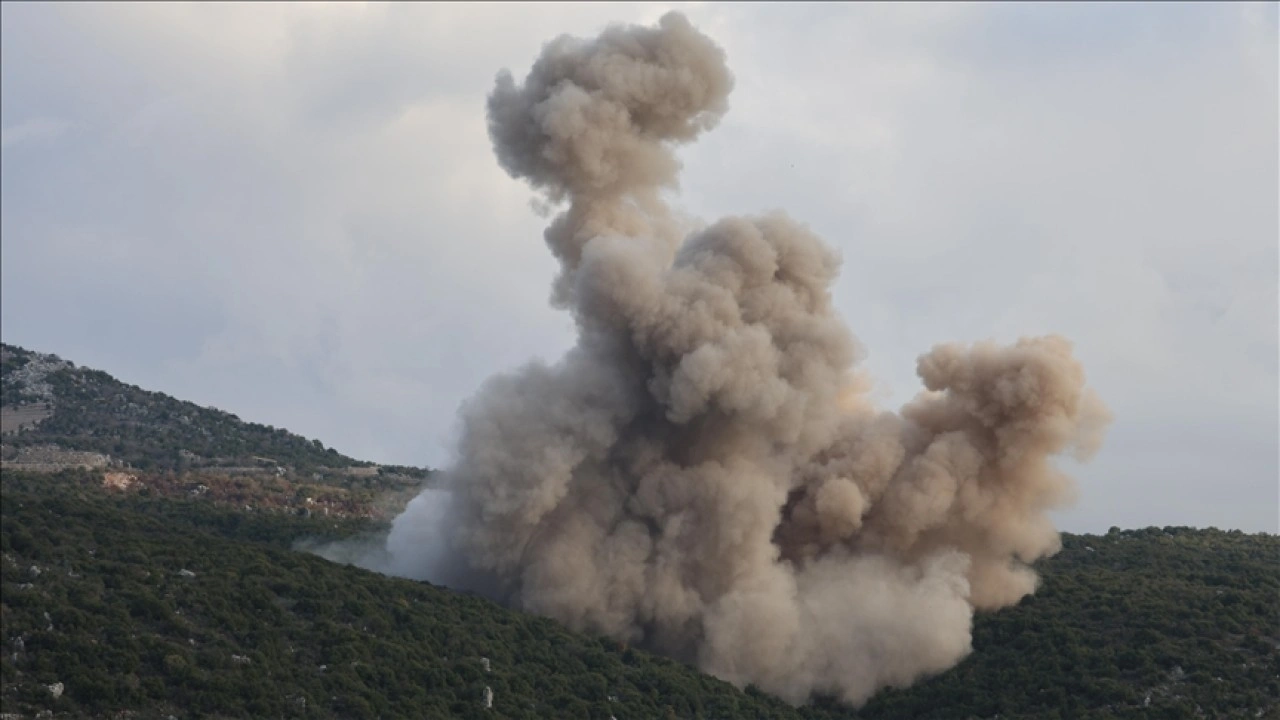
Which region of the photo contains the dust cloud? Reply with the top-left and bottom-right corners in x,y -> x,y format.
333,12 -> 1111,706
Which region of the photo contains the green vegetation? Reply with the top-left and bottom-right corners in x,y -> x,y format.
0,347 -> 31,408
1,470 -> 808,720
1,343 -> 425,480
1,348 -> 1275,718
2,469 -> 1276,720
842,527 -> 1279,720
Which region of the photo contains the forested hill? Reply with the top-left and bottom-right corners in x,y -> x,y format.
0,470 -> 810,720
2,469 -> 1276,720
1,343 -> 1276,719
0,343 -> 427,479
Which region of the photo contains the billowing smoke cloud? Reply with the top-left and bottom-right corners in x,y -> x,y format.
343,12 -> 1112,706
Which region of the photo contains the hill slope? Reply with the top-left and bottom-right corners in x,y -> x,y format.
845,527 -> 1278,720
1,344 -> 1276,718
1,470 -> 808,720
0,343 -> 427,482
2,470 -> 1276,720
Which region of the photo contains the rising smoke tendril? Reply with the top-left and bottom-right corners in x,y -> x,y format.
379,12 -> 1112,706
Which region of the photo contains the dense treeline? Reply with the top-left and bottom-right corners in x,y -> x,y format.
1,471 -> 806,719
1,470 -> 1276,719
844,527 -> 1279,720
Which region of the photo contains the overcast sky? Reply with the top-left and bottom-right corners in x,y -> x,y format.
2,2 -> 1276,533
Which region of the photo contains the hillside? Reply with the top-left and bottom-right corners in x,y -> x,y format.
2,469 -> 1276,720
1,343 -> 1276,719
843,529 -> 1278,720
1,469 -> 809,720
0,343 -> 428,484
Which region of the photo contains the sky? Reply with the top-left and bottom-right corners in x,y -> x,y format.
1,2 -> 1276,533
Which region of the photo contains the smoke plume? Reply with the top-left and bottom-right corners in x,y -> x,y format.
366,12 -> 1111,706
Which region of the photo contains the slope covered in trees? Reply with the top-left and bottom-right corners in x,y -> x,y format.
845,527 -> 1278,720
2,469 -> 1276,719
1,343 -> 428,481
0,470 -> 806,720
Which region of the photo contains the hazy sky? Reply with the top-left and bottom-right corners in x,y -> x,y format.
2,2 -> 1276,533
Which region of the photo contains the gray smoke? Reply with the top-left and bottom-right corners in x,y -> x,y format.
351,12 -> 1112,706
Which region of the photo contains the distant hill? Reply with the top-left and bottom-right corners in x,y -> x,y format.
0,343 -> 429,482
2,469 -> 1276,719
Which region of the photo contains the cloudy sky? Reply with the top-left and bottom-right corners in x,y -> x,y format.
2,2 -> 1275,533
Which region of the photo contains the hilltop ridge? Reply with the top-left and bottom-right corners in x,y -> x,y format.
0,343 -> 429,485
